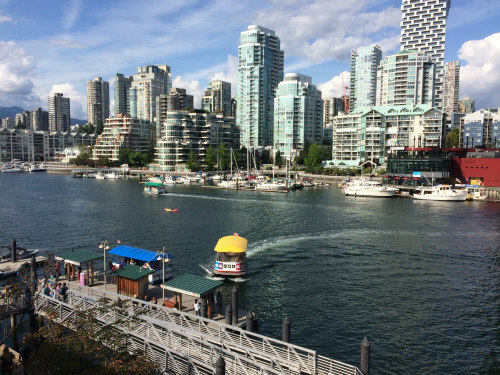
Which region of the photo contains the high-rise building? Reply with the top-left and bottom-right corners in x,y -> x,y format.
114,73 -> 133,116
273,74 -> 323,160
444,61 -> 460,118
376,50 -> 435,107
459,109 -> 500,148
236,25 -> 284,148
349,45 -> 382,111
400,0 -> 451,110
201,80 -> 232,115
323,97 -> 345,127
48,93 -> 70,132
30,108 -> 49,131
87,77 -> 110,126
458,97 -> 476,114
129,64 -> 172,123
1,117 -> 15,129
164,88 -> 194,111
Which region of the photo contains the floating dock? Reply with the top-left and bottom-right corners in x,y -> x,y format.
0,256 -> 47,279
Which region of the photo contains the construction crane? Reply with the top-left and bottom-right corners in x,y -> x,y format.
341,72 -> 350,113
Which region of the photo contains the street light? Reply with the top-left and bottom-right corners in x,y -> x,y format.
99,240 -> 110,290
157,246 -> 166,300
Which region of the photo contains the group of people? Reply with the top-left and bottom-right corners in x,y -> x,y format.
41,280 -> 68,302
193,290 -> 224,316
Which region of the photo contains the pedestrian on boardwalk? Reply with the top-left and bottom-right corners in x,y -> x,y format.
216,290 -> 223,315
194,299 -> 200,316
59,283 -> 68,302
54,261 -> 61,281
43,284 -> 50,296
0,345 -> 14,375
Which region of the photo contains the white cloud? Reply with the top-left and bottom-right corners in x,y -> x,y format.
209,55 -> 238,96
49,83 -> 86,120
49,39 -> 87,49
318,71 -> 350,99
0,14 -> 11,23
459,32 -> 500,109
62,0 -> 82,31
172,76 -> 204,108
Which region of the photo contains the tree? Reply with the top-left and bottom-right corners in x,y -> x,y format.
445,127 -> 460,148
304,143 -> 322,173
16,120 -> 23,129
96,121 -> 104,135
186,150 -> 200,171
274,151 -> 284,168
204,145 -> 216,171
97,156 -> 111,167
217,143 -> 229,171
118,148 -> 131,165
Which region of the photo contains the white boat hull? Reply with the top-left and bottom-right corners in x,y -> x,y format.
413,194 -> 467,201
344,188 -> 396,197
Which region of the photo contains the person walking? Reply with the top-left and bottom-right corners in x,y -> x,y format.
194,299 -> 200,316
54,261 -> 61,281
59,283 -> 68,302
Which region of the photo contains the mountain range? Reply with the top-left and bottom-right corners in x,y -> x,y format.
0,106 -> 86,125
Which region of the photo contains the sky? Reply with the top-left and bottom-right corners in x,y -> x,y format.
0,0 -> 499,120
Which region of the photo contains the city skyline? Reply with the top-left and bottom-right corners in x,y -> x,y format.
0,0 -> 499,120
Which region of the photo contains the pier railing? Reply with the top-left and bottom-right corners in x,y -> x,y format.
34,284 -> 361,375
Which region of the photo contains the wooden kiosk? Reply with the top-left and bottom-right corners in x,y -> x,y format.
114,265 -> 154,299
161,274 -> 223,318
55,250 -> 103,286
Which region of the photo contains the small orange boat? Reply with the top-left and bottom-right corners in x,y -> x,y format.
165,208 -> 179,212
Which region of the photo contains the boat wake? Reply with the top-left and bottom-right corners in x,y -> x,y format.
199,263 -> 213,276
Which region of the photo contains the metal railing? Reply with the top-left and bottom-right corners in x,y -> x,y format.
35,284 -> 361,375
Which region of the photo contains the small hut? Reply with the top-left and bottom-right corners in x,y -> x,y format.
114,264 -> 154,299
55,250 -> 103,286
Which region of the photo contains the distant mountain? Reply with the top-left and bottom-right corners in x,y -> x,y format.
0,106 -> 25,119
0,106 -> 86,126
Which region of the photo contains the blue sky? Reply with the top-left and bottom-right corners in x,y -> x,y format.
0,0 -> 499,120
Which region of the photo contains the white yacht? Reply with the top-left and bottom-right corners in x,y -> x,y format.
105,172 -> 122,179
413,185 -> 467,201
343,179 -> 396,197
29,163 -> 46,172
255,180 -> 287,191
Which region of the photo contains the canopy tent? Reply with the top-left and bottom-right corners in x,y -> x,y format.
109,245 -> 172,263
161,274 -> 223,316
55,250 -> 103,285
214,235 -> 247,253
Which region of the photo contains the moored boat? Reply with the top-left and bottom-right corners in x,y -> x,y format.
0,243 -> 39,263
413,185 -> 467,201
343,179 -> 396,197
213,234 -> 247,277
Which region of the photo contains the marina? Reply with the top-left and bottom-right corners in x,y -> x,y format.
1,172 -> 500,374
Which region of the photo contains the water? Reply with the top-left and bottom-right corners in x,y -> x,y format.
1,173 -> 499,374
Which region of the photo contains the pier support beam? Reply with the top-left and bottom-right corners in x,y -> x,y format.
361,336 -> 370,375
282,316 -> 290,343
11,239 -> 17,263
225,304 -> 232,325
231,286 -> 238,325
246,311 -> 254,332
215,355 -> 226,375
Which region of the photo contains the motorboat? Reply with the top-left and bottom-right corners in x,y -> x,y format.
343,179 -> 396,197
164,176 -> 177,185
95,172 -> 107,180
255,180 -> 287,191
2,164 -> 23,173
105,172 -> 123,179
29,163 -> 46,172
213,234 -> 247,278
0,243 -> 39,263
148,175 -> 163,184
144,182 -> 167,195
413,185 -> 467,201
109,245 -> 173,284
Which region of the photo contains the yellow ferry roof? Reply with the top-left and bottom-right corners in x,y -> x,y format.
214,235 -> 248,253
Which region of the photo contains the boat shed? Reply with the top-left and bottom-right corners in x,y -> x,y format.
114,264 -> 154,299
55,250 -> 103,286
161,274 -> 223,317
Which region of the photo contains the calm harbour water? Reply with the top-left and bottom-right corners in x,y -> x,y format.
1,173 -> 500,374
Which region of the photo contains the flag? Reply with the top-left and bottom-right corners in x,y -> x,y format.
117,240 -> 121,244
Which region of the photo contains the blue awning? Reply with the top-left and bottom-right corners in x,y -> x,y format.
109,245 -> 172,263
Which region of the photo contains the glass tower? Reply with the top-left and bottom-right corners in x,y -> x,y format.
349,45 -> 382,112
236,25 -> 284,148
273,73 -> 323,160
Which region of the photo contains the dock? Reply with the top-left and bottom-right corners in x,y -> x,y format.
0,256 -> 46,279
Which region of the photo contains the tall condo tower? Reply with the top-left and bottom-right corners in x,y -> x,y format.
114,73 -> 133,116
87,77 -> 110,126
444,61 -> 460,118
400,0 -> 451,110
48,93 -> 70,132
129,64 -> 172,123
273,73 -> 323,160
349,45 -> 382,112
237,25 -> 284,148
202,80 -> 232,115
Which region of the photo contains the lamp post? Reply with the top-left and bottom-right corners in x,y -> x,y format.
99,240 -> 110,290
157,246 -> 166,300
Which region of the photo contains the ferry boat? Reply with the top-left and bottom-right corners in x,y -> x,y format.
213,234 -> 247,277
343,179 -> 396,197
109,245 -> 173,284
412,185 -> 467,201
143,182 -> 167,195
